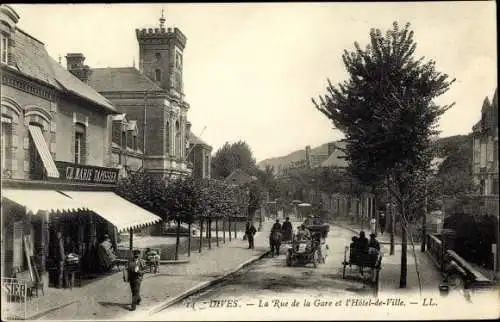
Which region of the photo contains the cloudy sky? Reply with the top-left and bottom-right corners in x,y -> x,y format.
12,2 -> 497,162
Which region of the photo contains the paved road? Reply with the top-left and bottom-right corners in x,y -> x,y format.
150,226 -> 376,320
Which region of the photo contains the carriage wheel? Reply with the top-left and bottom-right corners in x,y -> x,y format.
312,250 -> 320,268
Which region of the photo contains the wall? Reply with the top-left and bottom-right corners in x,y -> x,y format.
56,96 -> 108,167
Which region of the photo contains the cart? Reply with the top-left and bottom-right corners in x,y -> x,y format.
342,245 -> 383,285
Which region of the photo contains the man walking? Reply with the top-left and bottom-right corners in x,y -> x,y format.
124,249 -> 146,311
281,217 -> 293,242
245,222 -> 257,249
379,211 -> 386,235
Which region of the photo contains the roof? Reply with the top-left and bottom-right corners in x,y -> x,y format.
224,169 -> 256,185
87,67 -> 163,92
10,28 -> 116,113
188,132 -> 211,148
320,142 -> 348,168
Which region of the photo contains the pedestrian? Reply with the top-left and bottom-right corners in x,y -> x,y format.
245,222 -> 257,249
370,216 -> 377,236
123,249 -> 147,311
379,211 -> 386,235
53,231 -> 65,288
281,217 -> 293,242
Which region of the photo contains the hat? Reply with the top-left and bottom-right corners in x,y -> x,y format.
133,249 -> 141,255
370,233 -> 376,238
103,234 -> 110,239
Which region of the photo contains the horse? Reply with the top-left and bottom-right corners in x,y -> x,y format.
269,230 -> 282,257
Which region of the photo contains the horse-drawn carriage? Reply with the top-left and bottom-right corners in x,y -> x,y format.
342,244 -> 383,284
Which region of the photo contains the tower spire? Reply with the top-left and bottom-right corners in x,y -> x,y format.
159,8 -> 166,28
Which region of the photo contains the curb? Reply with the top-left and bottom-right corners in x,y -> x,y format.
26,299 -> 79,320
159,259 -> 189,265
147,250 -> 271,316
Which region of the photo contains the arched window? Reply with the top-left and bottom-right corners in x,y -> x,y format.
155,69 -> 161,82
75,123 -> 86,164
175,121 -> 181,158
1,115 -> 13,173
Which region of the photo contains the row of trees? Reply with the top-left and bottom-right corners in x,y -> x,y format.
115,172 -> 252,260
313,21 -> 456,288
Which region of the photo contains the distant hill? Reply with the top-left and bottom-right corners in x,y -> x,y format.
257,141 -> 336,171
258,134 -> 473,173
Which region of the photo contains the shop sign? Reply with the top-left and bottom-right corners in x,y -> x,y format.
1,278 -> 27,298
55,161 -> 119,185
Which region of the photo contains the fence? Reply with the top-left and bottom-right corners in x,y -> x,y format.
1,277 -> 40,320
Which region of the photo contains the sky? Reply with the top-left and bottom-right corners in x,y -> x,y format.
11,2 -> 497,162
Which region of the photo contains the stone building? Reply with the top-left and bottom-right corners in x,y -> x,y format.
472,88 -> 498,196
80,12 -> 193,179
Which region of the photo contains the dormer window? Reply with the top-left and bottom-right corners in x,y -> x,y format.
1,34 -> 8,64
155,69 -> 161,82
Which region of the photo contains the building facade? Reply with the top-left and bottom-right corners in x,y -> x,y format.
1,5 -> 161,298
472,89 -> 498,196
79,13 -> 193,179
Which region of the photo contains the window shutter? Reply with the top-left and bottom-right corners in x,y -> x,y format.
23,137 -> 29,149
13,221 -> 24,268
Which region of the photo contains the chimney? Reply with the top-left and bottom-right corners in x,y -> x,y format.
65,53 -> 92,82
305,145 -> 311,168
328,142 -> 336,156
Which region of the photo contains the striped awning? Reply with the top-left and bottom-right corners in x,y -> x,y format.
61,191 -> 162,233
1,189 -> 87,214
28,125 -> 60,178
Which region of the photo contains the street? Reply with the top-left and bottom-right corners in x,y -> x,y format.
150,226 -> 375,320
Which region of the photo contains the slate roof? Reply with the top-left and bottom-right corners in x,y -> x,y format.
87,67 -> 163,92
10,28 -> 116,113
188,132 -> 211,148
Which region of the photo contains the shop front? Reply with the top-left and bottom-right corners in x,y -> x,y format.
1,161 -> 161,293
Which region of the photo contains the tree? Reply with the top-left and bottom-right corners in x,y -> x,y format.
312,21 -> 455,288
211,141 -> 257,179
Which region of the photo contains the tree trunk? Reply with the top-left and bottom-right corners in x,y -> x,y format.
208,218 -> 212,250
199,218 -> 203,253
399,204 -> 408,288
389,195 -> 395,255
216,218 -> 219,247
228,217 -> 232,242
129,228 -> 133,258
233,220 -> 237,239
188,222 -> 192,257
223,218 -> 226,243
175,218 -> 181,261
421,179 -> 428,252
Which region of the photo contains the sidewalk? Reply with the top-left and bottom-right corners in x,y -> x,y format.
27,221 -> 274,320
332,219 -> 442,295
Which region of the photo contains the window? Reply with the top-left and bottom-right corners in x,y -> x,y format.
121,131 -> 126,149
175,51 -> 182,69
155,69 -> 161,82
175,121 -> 181,157
133,135 -> 137,151
480,142 -> 487,167
1,116 -> 12,172
28,123 -> 45,180
155,53 -> 161,62
74,124 -> 86,164
165,121 -> 170,155
1,34 -> 7,64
